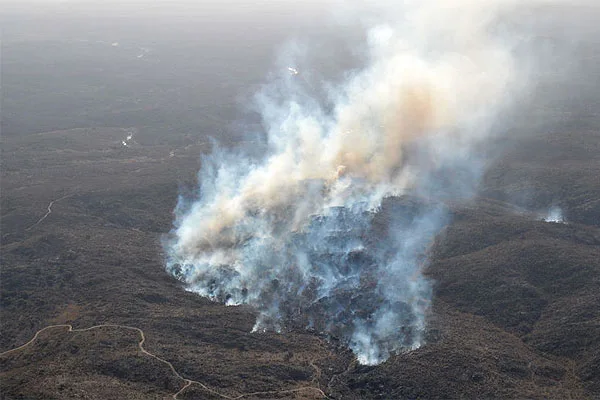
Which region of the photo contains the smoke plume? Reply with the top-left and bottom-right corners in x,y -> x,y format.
165,0 -> 535,365
542,206 -> 566,223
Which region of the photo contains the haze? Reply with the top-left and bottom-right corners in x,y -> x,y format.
1,0 -> 600,398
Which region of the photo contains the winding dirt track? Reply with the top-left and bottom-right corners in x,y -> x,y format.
0,324 -> 329,399
26,194 -> 72,231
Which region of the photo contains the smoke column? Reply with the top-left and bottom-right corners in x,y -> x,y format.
165,0 -> 525,365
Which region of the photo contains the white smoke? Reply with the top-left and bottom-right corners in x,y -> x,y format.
542,206 -> 565,223
164,0 -> 549,365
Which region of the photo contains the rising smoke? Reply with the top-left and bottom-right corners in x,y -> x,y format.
165,0 -> 561,365
542,206 -> 566,223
